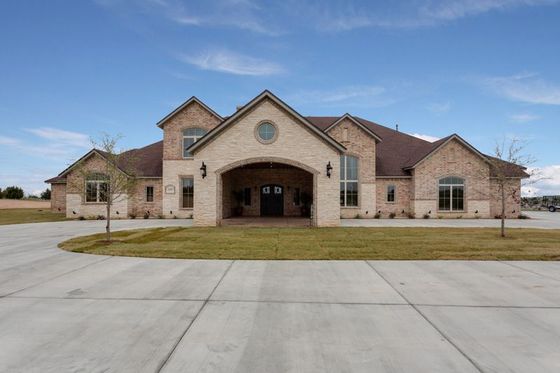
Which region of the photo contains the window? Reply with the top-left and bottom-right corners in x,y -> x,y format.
387,185 -> 396,202
183,128 -> 207,158
256,122 -> 277,143
438,177 -> 464,211
181,177 -> 194,208
293,188 -> 301,205
243,187 -> 251,206
340,155 -> 358,207
146,186 -> 154,202
85,174 -> 108,203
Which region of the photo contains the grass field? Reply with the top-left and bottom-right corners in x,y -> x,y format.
0,208 -> 69,225
59,227 -> 560,260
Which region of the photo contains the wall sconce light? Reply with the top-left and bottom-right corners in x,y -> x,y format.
428,210 -> 432,214
170,210 -> 173,215
326,161 -> 333,178
116,211 -> 119,215
200,162 -> 207,179
475,210 -> 479,214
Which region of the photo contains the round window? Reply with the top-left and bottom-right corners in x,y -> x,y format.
256,122 -> 277,143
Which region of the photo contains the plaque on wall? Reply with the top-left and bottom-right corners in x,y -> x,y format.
165,185 -> 175,194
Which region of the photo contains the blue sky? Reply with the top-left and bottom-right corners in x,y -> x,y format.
1,0 -> 559,196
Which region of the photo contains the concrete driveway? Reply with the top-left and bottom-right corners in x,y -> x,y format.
1,220 -> 560,372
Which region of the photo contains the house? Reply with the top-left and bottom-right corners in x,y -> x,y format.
46,90 -> 527,226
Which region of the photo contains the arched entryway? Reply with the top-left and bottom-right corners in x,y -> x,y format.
216,157 -> 318,226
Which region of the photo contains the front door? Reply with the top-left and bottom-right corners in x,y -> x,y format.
260,184 -> 284,216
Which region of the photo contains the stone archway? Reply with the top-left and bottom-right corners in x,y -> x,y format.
216,157 -> 319,226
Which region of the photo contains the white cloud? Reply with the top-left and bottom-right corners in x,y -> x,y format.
314,0 -> 559,31
522,165 -> 560,196
0,135 -> 21,146
509,113 -> 540,123
24,127 -> 90,148
409,133 -> 441,142
426,101 -> 451,114
483,72 -> 560,105
181,49 -> 284,76
288,85 -> 394,107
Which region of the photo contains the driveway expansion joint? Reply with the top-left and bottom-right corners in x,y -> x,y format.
365,261 -> 486,373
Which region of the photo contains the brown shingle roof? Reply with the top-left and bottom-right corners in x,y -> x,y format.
46,116 -> 527,184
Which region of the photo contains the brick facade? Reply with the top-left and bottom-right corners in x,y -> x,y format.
490,178 -> 521,218
327,118 -> 377,218
128,178 -> 163,218
162,101 -> 221,160
50,183 -> 66,213
375,178 -> 413,217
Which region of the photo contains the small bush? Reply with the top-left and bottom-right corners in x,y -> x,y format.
157,214 -> 165,219
96,215 -> 105,220
355,213 -> 362,219
456,215 -> 463,219
129,213 -> 137,219
518,214 -> 530,219
406,212 -> 415,219
422,214 -> 430,219
494,215 -> 503,219
374,212 -> 381,219
78,216 -> 86,221
173,215 -> 178,219
143,212 -> 150,219
389,212 -> 396,219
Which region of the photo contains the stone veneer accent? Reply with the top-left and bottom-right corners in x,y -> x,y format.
412,138 -> 491,218
193,98 -> 341,227
163,101 -> 221,160
327,118 -> 377,218
50,183 -> 66,213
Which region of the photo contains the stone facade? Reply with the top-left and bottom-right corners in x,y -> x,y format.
50,183 -> 66,212
194,98 -> 340,227
327,118 -> 377,218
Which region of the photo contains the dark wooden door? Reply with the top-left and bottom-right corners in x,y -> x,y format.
260,185 -> 284,216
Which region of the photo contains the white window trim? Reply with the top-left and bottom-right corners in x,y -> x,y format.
85,179 -> 108,204
340,155 -> 359,207
182,128 -> 206,159
438,178 -> 465,212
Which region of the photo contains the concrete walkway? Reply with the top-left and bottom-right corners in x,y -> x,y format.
0,220 -> 559,372
343,210 -> 560,229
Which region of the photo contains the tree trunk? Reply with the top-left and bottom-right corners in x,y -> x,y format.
106,202 -> 111,242
500,183 -> 506,238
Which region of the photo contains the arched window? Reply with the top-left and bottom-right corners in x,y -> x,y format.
85,173 -> 108,203
340,155 -> 358,207
183,128 -> 207,158
439,176 -> 464,211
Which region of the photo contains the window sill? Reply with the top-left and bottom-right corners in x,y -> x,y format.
182,157 -> 194,160
341,206 -> 360,209
437,210 -> 465,213
179,208 -> 193,210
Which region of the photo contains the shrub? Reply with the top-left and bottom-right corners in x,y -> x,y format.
355,213 -> 362,219
456,215 -> 463,219
96,215 -> 105,220
128,213 -> 137,219
143,212 -> 150,219
157,214 -> 165,219
173,215 -> 178,219
4,186 -> 24,199
422,213 -> 430,219
78,216 -> 86,221
406,212 -> 416,219
374,212 -> 381,219
389,212 -> 396,219
518,214 -> 530,219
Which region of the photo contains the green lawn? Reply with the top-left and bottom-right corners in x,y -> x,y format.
59,227 -> 560,260
0,208 -> 69,225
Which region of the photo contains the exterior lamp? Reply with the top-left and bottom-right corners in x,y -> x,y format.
326,161 -> 333,178
200,162 -> 207,179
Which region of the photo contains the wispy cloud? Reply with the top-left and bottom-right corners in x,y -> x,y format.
522,165 -> 560,196
482,73 -> 560,105
312,0 -> 559,31
509,113 -> 540,123
426,101 -> 451,114
96,0 -> 282,35
24,127 -> 90,148
180,49 -> 284,76
409,133 -> 441,142
288,85 -> 394,108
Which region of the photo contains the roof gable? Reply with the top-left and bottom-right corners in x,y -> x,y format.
324,114 -> 382,142
188,90 -> 346,154
157,97 -> 222,128
404,134 -> 488,170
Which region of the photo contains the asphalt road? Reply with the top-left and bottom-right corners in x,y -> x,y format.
0,219 -> 559,372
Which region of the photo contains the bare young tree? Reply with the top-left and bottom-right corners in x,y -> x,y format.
487,138 -> 536,238
69,133 -> 137,242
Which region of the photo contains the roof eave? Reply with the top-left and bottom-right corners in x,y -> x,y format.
324,114 -> 382,143
156,96 -> 223,128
